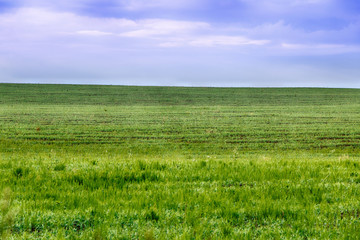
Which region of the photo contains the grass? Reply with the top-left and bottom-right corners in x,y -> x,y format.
0,83 -> 360,239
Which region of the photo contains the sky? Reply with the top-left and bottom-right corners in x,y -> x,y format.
0,0 -> 359,87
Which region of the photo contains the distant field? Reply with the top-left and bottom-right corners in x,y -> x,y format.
0,83 -> 359,239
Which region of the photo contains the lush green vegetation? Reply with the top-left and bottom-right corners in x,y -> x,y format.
0,83 -> 360,239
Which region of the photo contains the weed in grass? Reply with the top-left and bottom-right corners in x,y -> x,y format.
54,163 -> 66,171
145,208 -> 160,222
137,160 -> 147,171
13,167 -> 27,178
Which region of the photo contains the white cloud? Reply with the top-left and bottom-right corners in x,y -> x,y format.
0,8 -> 136,42
0,7 -> 358,52
231,19 -> 360,49
188,36 -> 269,47
120,19 -> 210,37
76,30 -> 114,36
157,36 -> 269,48
158,41 -> 184,48
0,8 -> 209,40
0,7 -> 268,50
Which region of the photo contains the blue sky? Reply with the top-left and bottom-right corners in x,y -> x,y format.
0,0 -> 359,87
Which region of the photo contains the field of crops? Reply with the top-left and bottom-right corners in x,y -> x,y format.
1,83 -> 360,239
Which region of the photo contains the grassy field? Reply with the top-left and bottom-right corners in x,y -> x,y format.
0,83 -> 360,239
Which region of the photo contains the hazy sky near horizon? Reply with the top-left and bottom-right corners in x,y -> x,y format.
0,0 -> 359,87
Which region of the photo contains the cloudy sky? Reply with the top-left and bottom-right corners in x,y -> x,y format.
0,0 -> 359,87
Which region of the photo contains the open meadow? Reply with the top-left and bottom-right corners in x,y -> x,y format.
1,83 -> 360,239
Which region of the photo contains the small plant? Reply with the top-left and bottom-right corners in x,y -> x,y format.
13,167 -> 29,178
54,163 -> 66,171
137,160 -> 147,171
145,208 -> 159,222
221,223 -> 232,237
199,160 -> 207,168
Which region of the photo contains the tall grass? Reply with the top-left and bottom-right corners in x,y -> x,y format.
0,188 -> 17,239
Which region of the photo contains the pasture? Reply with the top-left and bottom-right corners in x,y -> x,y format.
0,84 -> 360,239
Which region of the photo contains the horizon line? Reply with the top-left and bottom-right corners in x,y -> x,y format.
1,82 -> 360,90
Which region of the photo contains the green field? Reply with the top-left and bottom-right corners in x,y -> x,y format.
1,83 -> 360,239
